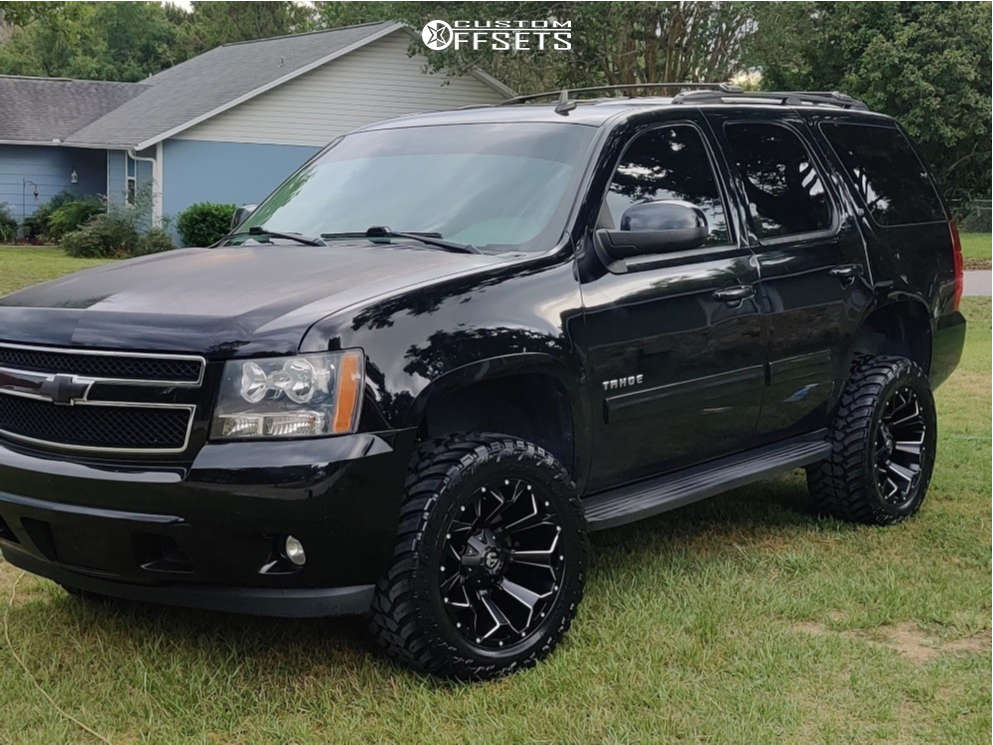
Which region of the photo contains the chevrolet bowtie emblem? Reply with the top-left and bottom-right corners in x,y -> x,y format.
0,368 -> 93,406
38,373 -> 92,406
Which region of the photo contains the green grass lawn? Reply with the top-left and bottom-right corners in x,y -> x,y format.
961,233 -> 991,269
0,261 -> 989,744
0,245 -> 113,296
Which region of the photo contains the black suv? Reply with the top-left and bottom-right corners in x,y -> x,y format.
0,87 -> 966,679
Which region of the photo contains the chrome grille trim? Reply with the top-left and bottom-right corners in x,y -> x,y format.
0,343 -> 204,454
0,342 -> 206,387
0,401 -> 197,454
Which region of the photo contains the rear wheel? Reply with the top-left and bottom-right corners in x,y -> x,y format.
371,433 -> 586,680
807,355 -> 936,525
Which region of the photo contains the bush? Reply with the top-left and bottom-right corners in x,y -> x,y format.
0,204 -> 16,243
21,191 -> 77,242
60,193 -> 177,259
135,227 -> 175,256
47,198 -> 104,241
176,202 -> 236,246
61,214 -> 139,258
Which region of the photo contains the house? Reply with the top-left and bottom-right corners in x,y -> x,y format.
0,21 -> 512,236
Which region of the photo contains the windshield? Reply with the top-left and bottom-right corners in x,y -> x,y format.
236,122 -> 597,253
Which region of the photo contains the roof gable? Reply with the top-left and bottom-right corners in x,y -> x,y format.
65,21 -> 403,149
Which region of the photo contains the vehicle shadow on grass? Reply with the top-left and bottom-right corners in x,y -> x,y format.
3,472 -> 836,688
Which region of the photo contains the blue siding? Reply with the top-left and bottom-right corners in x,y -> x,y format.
106,150 -> 126,208
105,150 -> 153,211
0,145 -> 106,221
163,139 -> 319,235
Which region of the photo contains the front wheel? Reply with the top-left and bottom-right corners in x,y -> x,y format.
807,355 -> 937,525
371,433 -> 586,680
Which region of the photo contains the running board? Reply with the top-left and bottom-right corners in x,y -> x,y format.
583,434 -> 831,531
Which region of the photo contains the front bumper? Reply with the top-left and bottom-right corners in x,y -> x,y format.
0,430 -> 416,617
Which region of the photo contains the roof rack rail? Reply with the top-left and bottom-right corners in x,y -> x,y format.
502,82 -> 743,106
671,89 -> 868,110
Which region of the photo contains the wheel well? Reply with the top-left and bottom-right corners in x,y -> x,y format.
419,374 -> 576,476
853,301 -> 932,372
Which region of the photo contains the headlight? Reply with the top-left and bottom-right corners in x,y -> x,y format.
211,350 -> 364,440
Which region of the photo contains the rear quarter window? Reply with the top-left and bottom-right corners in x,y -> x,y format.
821,122 -> 944,226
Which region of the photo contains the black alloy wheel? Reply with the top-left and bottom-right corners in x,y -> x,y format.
371,433 -> 586,680
438,477 -> 565,649
873,385 -> 927,507
807,355 -> 937,525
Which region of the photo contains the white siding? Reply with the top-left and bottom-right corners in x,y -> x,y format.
176,31 -> 505,146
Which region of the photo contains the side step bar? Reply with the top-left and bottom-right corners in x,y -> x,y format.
583,433 -> 831,531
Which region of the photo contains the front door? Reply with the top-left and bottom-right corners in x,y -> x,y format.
579,119 -> 764,492
707,114 -> 871,442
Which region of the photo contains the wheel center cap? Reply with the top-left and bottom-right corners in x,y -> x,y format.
461,530 -> 505,580
484,550 -> 500,570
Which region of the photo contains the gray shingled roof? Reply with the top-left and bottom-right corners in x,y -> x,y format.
0,76 -> 147,144
66,21 -> 401,148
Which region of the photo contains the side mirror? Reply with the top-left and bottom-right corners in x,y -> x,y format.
231,203 -> 258,230
596,200 -> 709,262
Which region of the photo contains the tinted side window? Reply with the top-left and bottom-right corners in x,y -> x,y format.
724,123 -> 831,239
603,125 -> 730,246
822,123 -> 943,226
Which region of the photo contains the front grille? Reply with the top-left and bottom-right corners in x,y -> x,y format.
0,345 -> 203,383
0,395 -> 192,451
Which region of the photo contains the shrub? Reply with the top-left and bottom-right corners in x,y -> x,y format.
0,204 -> 16,243
61,214 -> 139,258
21,191 -> 77,242
176,202 -> 236,246
47,198 -> 105,241
61,193 -> 177,259
135,227 -> 175,256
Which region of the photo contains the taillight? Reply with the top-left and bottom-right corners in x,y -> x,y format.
950,221 -> 964,311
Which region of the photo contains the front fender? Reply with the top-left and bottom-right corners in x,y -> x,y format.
298,255 -> 587,439
408,349 -> 589,427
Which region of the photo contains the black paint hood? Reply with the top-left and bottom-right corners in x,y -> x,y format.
0,243 -> 503,357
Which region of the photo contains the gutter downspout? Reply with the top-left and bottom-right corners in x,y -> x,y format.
128,147 -> 162,227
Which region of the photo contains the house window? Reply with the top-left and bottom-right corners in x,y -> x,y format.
125,154 -> 137,206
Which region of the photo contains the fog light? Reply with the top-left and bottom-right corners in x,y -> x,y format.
284,535 -> 306,566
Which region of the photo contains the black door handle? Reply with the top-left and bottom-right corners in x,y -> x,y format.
712,285 -> 755,303
829,264 -> 860,283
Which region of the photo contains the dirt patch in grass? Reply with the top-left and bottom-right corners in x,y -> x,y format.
795,620 -> 991,663
964,258 -> 991,270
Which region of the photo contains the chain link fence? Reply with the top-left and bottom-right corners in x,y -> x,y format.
952,198 -> 992,232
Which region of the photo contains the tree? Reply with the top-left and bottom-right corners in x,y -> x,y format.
178,1 -> 318,52
0,1 -> 184,80
369,2 -> 756,93
747,2 -> 992,203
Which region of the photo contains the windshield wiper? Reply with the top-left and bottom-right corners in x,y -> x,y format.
322,226 -> 479,254
224,226 -> 325,246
